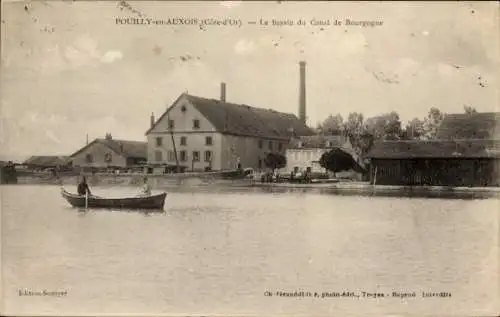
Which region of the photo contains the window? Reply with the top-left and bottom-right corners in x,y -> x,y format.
258,140 -> 263,149
193,119 -> 200,129
268,140 -> 273,150
258,158 -> 262,168
204,150 -> 212,162
154,150 -> 162,162
278,142 -> 283,151
155,137 -> 163,147
104,153 -> 112,163
180,150 -> 187,162
193,151 -> 200,162
168,119 -> 174,129
180,136 -> 187,146
181,105 -> 187,112
205,136 -> 213,146
85,154 -> 93,163
168,151 -> 176,162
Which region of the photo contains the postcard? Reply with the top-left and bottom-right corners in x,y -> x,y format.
1,1 -> 499,316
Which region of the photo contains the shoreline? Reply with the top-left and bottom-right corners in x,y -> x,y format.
7,174 -> 500,199
242,182 -> 500,199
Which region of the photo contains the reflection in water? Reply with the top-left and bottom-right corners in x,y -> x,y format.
74,207 -> 166,216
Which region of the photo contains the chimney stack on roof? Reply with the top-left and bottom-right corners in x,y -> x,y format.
220,82 -> 227,102
299,61 -> 306,124
150,112 -> 155,128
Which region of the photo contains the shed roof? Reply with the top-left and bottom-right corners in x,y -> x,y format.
23,156 -> 71,166
366,139 -> 500,159
70,138 -> 147,159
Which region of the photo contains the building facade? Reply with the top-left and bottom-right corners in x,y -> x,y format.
145,90 -> 314,172
70,134 -> 147,170
285,134 -> 355,173
285,134 -> 363,179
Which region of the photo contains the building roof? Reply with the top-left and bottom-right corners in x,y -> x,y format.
366,139 -> 500,159
23,155 -> 71,166
436,112 -> 500,139
70,138 -> 147,159
146,93 -> 315,139
288,134 -> 349,149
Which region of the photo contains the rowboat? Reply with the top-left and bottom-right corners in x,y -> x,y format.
61,188 -> 167,210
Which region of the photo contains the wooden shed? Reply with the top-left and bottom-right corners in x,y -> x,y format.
366,140 -> 500,187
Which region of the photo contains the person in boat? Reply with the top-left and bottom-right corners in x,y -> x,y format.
77,176 -> 92,196
139,176 -> 151,197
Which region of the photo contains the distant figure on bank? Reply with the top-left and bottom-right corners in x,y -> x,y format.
77,176 -> 92,196
140,176 -> 151,196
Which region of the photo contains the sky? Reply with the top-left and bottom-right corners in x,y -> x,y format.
0,1 -> 499,160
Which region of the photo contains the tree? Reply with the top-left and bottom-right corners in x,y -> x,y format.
344,112 -> 364,137
464,105 -> 477,114
318,114 -> 344,135
264,152 -> 286,173
342,112 -> 375,158
364,116 -> 384,140
356,131 -> 375,157
401,117 -> 425,140
383,111 -> 402,140
423,107 -> 445,140
365,111 -> 402,141
319,148 -> 365,176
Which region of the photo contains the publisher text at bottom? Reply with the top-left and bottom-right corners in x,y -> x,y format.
264,290 -> 452,299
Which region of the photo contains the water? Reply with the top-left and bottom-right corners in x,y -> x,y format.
1,185 -> 498,316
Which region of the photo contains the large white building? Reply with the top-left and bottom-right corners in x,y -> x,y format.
145,84 -> 313,172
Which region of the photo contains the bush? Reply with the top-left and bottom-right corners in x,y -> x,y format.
264,152 -> 287,171
319,149 -> 364,174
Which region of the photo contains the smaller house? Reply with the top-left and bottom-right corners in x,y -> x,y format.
285,134 -> 361,178
366,139 -> 500,187
70,134 -> 147,171
23,156 -> 72,171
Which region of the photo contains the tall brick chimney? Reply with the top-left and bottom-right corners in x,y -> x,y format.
220,82 -> 226,102
150,112 -> 155,128
299,61 -> 306,124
